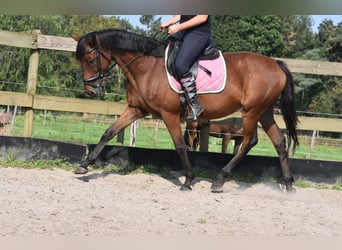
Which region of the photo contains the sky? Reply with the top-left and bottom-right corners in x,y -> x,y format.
116,15 -> 171,28
116,15 -> 342,33
311,15 -> 342,32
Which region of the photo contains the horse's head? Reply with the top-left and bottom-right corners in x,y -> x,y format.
72,34 -> 113,97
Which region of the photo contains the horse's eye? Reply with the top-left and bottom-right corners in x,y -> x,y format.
87,57 -> 95,65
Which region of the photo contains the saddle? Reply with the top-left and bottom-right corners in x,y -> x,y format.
166,38 -> 220,80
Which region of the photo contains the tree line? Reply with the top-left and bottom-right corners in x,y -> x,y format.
0,15 -> 341,116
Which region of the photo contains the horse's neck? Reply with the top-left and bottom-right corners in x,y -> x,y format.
113,51 -> 164,85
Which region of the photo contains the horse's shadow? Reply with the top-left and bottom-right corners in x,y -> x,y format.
75,170 -> 125,182
74,146 -> 278,191
74,168 -> 186,189
74,167 -> 279,193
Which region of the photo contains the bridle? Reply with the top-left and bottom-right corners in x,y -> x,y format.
81,31 -> 169,92
82,47 -> 116,88
81,46 -> 145,93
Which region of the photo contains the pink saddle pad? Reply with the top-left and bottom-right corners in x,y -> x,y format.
165,49 -> 226,94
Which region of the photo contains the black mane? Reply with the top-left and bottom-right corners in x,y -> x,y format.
76,29 -> 167,59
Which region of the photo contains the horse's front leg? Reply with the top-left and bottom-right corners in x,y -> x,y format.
75,107 -> 145,174
176,144 -> 194,190
164,116 -> 194,190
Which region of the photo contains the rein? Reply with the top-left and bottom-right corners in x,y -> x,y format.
120,31 -> 169,69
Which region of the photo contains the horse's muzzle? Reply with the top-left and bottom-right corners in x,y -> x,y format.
84,83 -> 104,97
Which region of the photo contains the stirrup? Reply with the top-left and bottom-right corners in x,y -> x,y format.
187,108 -> 204,120
186,100 -> 204,120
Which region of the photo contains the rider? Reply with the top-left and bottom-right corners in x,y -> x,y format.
161,15 -> 211,120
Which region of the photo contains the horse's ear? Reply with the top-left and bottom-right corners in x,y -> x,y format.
72,35 -> 80,41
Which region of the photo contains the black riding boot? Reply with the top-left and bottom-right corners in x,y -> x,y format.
181,76 -> 204,120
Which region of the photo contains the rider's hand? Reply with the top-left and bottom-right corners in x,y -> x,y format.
160,24 -> 169,32
167,25 -> 179,35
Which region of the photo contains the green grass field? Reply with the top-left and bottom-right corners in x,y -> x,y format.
8,112 -> 342,161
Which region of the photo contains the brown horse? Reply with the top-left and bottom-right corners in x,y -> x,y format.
184,118 -> 243,154
73,29 -> 299,192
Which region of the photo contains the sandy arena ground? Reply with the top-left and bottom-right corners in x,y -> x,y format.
1,167 -> 342,236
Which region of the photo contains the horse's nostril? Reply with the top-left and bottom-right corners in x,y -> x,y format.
84,90 -> 95,97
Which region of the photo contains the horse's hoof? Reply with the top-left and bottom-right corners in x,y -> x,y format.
286,186 -> 296,194
279,184 -> 296,194
75,166 -> 88,174
211,178 -> 224,193
211,183 -> 224,193
211,173 -> 226,193
180,184 -> 192,191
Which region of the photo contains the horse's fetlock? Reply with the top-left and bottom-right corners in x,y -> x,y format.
284,176 -> 294,184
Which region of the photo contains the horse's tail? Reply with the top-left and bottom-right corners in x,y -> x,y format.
277,60 -> 299,150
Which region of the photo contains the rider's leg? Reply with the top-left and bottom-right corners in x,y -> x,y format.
180,73 -> 204,120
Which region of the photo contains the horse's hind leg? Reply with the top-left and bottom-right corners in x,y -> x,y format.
211,117 -> 258,192
232,136 -> 243,154
259,110 -> 294,192
75,107 -> 145,174
221,135 -> 230,153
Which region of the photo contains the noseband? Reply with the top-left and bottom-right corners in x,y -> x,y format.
82,47 -> 116,88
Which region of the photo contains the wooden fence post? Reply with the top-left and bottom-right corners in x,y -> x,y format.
310,130 -> 317,157
23,30 -> 40,137
199,119 -> 210,152
130,120 -> 138,147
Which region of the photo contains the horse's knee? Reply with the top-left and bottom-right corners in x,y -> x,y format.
98,128 -> 115,144
241,136 -> 258,152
